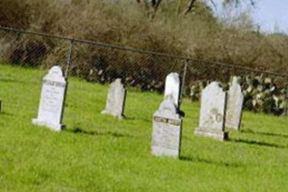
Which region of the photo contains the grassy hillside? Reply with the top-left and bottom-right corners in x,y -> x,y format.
0,64 -> 288,192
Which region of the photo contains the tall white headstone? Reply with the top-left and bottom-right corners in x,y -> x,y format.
101,78 -> 126,119
195,82 -> 228,141
32,66 -> 67,131
226,77 -> 244,130
164,73 -> 180,108
152,96 -> 183,158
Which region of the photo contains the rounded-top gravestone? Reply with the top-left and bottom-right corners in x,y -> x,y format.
195,81 -> 228,141
101,78 -> 126,119
226,76 -> 244,130
164,72 -> 180,108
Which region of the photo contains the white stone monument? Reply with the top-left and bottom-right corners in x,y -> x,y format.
195,82 -> 228,141
226,77 -> 244,130
151,95 -> 183,158
101,78 -> 126,119
164,73 -> 180,108
32,66 -> 67,131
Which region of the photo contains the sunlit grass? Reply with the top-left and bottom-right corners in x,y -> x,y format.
0,64 -> 288,192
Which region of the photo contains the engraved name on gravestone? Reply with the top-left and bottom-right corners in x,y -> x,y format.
32,66 -> 67,131
226,77 -> 244,130
101,78 -> 126,119
164,73 -> 180,108
151,96 -> 183,158
195,82 -> 228,141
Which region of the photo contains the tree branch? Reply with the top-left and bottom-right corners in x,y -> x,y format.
184,0 -> 197,15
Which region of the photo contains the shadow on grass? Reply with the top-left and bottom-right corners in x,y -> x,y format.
65,127 -> 134,138
229,138 -> 286,149
0,111 -> 13,116
0,78 -> 28,84
180,156 -> 242,168
123,116 -> 136,121
123,115 -> 151,123
241,129 -> 288,139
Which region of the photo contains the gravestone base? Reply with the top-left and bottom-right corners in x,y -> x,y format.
195,127 -> 228,141
101,110 -> 125,120
32,118 -> 64,132
225,123 -> 241,131
152,145 -> 180,158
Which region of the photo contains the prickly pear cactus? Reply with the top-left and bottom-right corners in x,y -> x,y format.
189,75 -> 288,116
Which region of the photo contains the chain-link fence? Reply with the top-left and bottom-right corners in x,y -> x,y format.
0,26 -> 288,122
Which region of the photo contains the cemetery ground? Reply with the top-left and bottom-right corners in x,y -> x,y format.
0,64 -> 288,192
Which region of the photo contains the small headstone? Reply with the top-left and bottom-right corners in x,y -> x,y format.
151,96 -> 183,158
226,77 -> 244,130
101,78 -> 126,119
195,82 -> 228,141
32,66 -> 67,131
164,73 -> 180,108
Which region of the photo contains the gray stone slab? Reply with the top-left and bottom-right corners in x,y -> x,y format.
195,82 -> 228,141
32,66 -> 66,131
151,96 -> 183,158
226,77 -> 244,130
101,78 -> 126,119
164,73 -> 180,108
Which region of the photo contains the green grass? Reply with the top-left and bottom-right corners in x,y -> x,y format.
0,64 -> 288,192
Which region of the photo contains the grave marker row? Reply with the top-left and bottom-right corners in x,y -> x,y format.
32,67 -> 128,131
31,67 -> 243,159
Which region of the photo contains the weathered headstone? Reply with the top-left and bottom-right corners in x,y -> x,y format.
164,73 -> 180,108
195,82 -> 228,141
226,77 -> 244,130
151,96 -> 183,158
101,78 -> 126,119
32,66 -> 67,131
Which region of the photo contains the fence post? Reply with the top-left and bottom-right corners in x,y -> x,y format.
60,39 -> 74,125
285,83 -> 288,116
179,59 -> 188,109
65,39 -> 74,79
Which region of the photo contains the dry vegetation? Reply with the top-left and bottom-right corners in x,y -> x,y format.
0,0 -> 287,87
